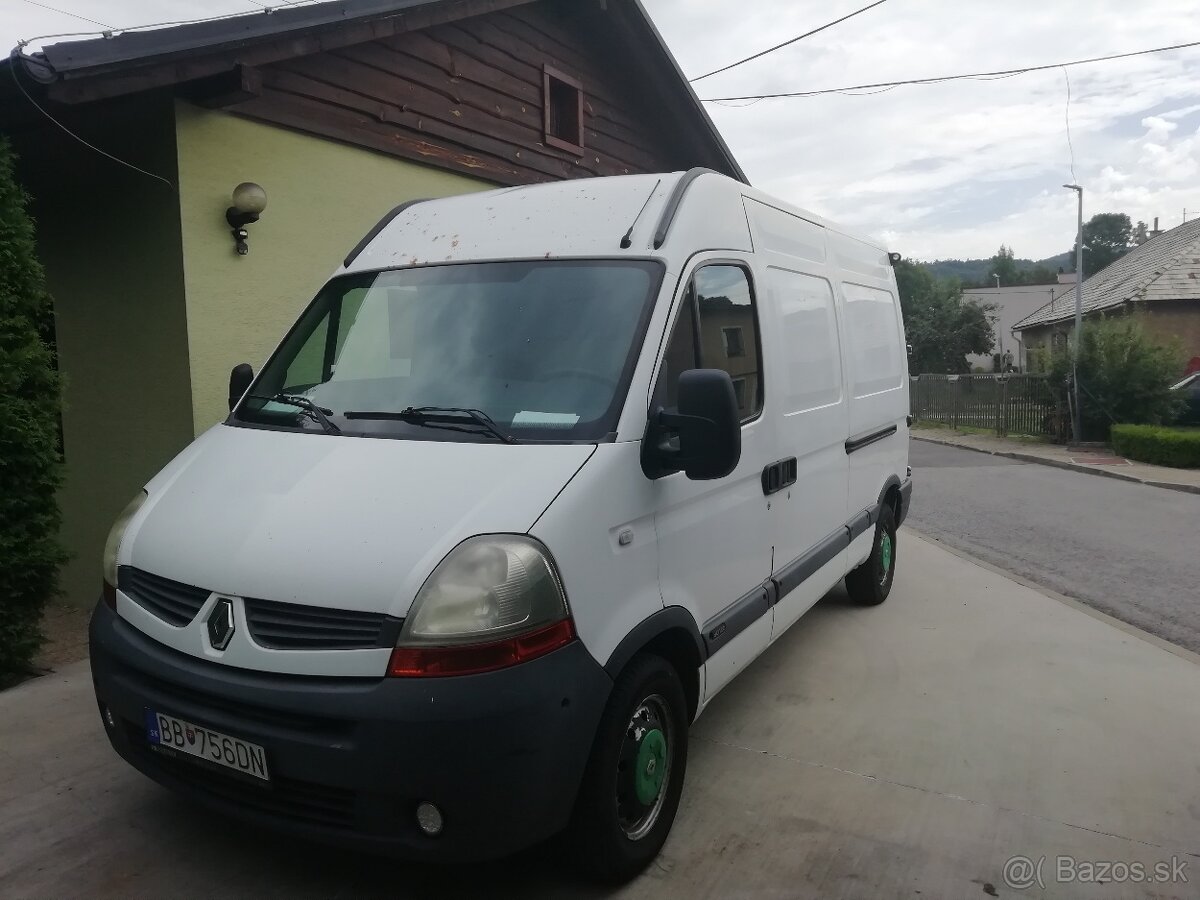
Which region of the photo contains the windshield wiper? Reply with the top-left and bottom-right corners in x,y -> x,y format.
344,406 -> 518,444
245,394 -> 342,435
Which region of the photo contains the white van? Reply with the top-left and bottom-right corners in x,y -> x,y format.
90,169 -> 911,881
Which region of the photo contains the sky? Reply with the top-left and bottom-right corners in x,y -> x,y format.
4,0 -> 1199,262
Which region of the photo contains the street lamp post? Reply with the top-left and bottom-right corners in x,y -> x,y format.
1063,184 -> 1084,444
990,273 -> 1004,370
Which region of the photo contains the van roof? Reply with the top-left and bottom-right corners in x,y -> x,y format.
342,170 -> 887,273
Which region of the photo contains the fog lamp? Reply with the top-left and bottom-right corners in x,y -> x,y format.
416,801 -> 444,836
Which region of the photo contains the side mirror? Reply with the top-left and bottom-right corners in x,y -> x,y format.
228,363 -> 254,411
643,369 -> 742,481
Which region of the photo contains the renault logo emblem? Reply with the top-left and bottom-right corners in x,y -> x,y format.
207,598 -> 235,650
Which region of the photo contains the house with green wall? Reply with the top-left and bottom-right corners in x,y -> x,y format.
0,0 -> 744,608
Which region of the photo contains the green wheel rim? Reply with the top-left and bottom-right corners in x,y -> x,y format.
880,533 -> 893,580
634,728 -> 668,806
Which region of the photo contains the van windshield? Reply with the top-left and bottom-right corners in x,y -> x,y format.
234,260 -> 663,443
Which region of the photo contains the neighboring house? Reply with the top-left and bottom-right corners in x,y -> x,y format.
1014,217 -> 1200,368
0,0 -> 744,607
962,282 -> 1075,372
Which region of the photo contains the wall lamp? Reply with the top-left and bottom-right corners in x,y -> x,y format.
225,182 -> 268,255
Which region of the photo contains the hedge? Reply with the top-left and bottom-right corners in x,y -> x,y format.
1111,424 -> 1200,469
0,137 -> 66,683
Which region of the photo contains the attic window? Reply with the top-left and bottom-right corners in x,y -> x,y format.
543,65 -> 585,155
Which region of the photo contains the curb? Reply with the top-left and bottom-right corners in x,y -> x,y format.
911,434 -> 1200,495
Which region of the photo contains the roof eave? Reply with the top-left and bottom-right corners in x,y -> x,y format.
624,0 -> 747,184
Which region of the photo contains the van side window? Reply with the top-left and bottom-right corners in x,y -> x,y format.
653,284 -> 698,410
695,266 -> 763,421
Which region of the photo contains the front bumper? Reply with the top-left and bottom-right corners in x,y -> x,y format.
89,602 -> 612,861
898,477 -> 913,525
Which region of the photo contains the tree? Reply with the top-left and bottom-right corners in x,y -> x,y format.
1047,315 -> 1183,439
1022,264 -> 1058,286
0,138 -> 65,683
895,259 -> 995,373
988,245 -> 1020,287
1076,213 -> 1133,277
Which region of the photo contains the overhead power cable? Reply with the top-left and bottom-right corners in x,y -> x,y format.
702,38 -> 1200,102
19,0 -> 111,29
7,51 -> 176,191
691,0 -> 890,83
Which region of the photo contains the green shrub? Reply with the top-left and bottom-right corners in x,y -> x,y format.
1111,424 -> 1200,468
1047,315 -> 1184,439
0,137 -> 66,682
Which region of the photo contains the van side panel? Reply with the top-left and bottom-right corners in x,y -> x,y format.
653,175 -> 754,255
745,200 -> 852,637
830,230 -> 910,552
528,441 -> 667,670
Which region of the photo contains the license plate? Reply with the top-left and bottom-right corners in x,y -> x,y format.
146,710 -> 270,781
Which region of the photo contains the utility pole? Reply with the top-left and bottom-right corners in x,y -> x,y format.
991,273 -> 1002,370
1064,184 -> 1084,444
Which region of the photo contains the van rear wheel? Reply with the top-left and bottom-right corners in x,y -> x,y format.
566,653 -> 688,883
846,504 -> 897,606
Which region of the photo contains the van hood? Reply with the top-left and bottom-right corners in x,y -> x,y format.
127,425 -> 595,618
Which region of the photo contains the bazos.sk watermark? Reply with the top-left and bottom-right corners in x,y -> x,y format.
1002,854 -> 1189,890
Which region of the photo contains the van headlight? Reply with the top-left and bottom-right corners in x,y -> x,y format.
388,535 -> 575,677
102,491 -> 147,590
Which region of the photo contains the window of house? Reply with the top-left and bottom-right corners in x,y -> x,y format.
722,326 -> 745,357
732,377 -> 747,411
543,65 -> 584,155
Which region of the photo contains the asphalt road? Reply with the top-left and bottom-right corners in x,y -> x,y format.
907,439 -> 1200,653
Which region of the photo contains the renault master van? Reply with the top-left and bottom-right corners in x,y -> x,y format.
90,169 -> 911,881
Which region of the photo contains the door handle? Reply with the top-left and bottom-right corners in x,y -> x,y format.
761,458 -> 797,496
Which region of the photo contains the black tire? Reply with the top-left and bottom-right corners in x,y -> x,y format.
846,503 -> 897,606
565,653 -> 689,883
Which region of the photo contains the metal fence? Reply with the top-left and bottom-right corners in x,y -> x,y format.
909,374 -> 1066,439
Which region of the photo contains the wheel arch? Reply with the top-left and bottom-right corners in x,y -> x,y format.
875,475 -> 903,525
604,607 -> 704,723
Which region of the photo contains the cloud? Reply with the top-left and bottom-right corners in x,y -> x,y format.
1141,115 -> 1178,141
649,0 -> 1200,258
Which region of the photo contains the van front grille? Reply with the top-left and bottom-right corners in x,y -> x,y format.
119,566 -> 210,627
244,597 -> 399,650
117,566 -> 400,650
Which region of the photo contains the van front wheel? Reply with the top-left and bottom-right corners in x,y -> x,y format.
566,653 -> 688,883
846,503 -> 897,606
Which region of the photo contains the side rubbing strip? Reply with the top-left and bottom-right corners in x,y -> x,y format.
845,424 -> 898,454
653,167 -> 722,249
847,510 -> 873,542
702,584 -> 770,657
773,528 -> 849,602
343,198 -> 430,268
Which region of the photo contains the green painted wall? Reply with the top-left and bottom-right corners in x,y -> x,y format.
10,92 -> 195,606
174,101 -> 491,434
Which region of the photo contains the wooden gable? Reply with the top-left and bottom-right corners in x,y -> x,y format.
229,2 -> 707,185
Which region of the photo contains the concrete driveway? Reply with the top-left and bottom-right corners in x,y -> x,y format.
3,533 -> 1198,899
